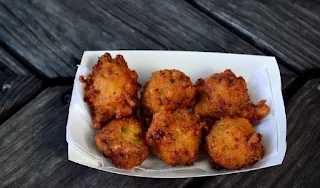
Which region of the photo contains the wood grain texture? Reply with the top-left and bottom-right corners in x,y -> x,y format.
0,0 -> 297,91
192,0 -> 320,71
0,47 -> 31,75
0,0 -> 265,78
0,72 -> 42,124
0,86 -> 192,187
199,79 -> 320,188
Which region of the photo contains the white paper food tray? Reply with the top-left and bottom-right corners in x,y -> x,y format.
66,51 -> 286,178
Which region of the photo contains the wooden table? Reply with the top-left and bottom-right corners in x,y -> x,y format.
1,0 -> 319,187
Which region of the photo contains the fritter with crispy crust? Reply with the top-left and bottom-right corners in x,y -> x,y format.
146,109 -> 204,166
205,118 -> 264,170
141,69 -> 196,123
194,69 -> 269,123
95,118 -> 149,169
80,53 -> 141,130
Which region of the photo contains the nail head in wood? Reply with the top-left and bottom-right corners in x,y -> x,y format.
2,84 -> 12,91
63,94 -> 71,104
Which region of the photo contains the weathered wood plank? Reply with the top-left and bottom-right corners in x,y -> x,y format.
0,0 -> 297,91
0,47 -> 31,75
0,1 -> 298,89
0,47 -> 42,124
1,0 -> 266,78
199,79 -> 320,188
0,86 -> 192,187
192,0 -> 320,71
0,72 -> 42,124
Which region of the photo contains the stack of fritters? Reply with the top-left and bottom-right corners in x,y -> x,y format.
195,69 -> 268,170
80,53 -> 141,130
80,53 -> 149,169
141,70 -> 204,166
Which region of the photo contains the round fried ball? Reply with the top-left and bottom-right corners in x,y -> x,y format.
146,109 -> 204,166
205,118 -> 264,170
141,69 -> 196,122
80,53 -> 141,130
194,69 -> 269,123
95,118 -> 149,169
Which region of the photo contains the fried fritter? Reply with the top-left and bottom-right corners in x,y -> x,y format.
95,118 -> 149,169
141,69 -> 196,123
146,109 -> 204,166
80,53 -> 141,130
194,69 -> 269,123
205,118 -> 264,170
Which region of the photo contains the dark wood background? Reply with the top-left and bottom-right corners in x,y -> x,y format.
0,0 -> 319,187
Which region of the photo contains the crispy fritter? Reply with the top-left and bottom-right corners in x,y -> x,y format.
146,109 -> 204,166
205,118 -> 264,170
95,118 -> 149,169
141,69 -> 196,123
80,53 -> 141,130
194,69 -> 269,123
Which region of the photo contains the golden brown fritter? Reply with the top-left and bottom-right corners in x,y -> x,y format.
194,69 -> 269,123
141,69 -> 196,123
80,53 -> 141,130
95,118 -> 149,169
146,109 -> 204,166
205,118 -> 264,170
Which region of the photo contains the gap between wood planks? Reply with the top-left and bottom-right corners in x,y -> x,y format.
185,0 -> 320,82
185,0 -> 320,102
0,44 -> 73,125
185,0 -> 301,75
1,43 -> 75,87
0,83 -> 72,126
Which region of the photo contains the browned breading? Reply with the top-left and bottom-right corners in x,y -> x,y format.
95,118 -> 149,169
146,109 -> 204,166
141,69 -> 196,124
194,69 -> 269,124
80,53 -> 141,130
205,118 -> 264,170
